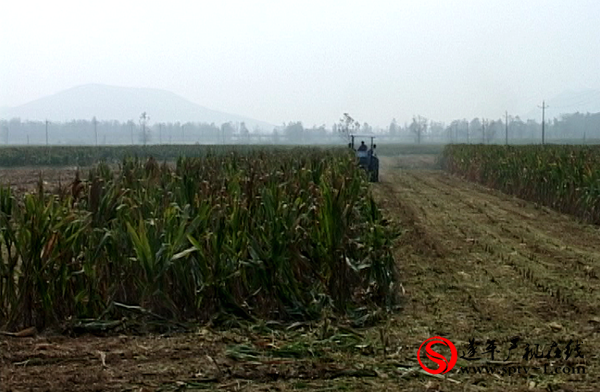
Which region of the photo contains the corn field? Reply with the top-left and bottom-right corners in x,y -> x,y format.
440,144 -> 600,223
0,144 -> 444,167
0,148 -> 398,330
0,145 -> 299,167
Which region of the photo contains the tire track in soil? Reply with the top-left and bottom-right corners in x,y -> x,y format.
371,162 -> 600,391
412,170 -> 600,316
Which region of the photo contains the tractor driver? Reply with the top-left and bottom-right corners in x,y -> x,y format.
368,144 -> 377,157
357,141 -> 368,158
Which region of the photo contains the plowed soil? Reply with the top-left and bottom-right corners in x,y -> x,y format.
2,156 -> 600,391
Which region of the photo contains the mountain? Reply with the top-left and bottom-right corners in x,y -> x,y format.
0,84 -> 274,130
523,88 -> 600,120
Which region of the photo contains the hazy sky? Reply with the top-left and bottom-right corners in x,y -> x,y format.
1,0 -> 600,127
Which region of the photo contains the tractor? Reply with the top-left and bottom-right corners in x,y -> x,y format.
349,134 -> 379,182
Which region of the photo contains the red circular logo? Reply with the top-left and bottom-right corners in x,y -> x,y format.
418,337 -> 458,375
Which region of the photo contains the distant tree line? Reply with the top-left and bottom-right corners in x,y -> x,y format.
1,110 -> 599,146
387,112 -> 600,144
0,118 -> 238,145
0,118 -> 344,145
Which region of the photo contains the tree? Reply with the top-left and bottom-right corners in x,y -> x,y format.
361,122 -> 373,134
526,120 -> 539,141
338,113 -> 361,144
306,124 -> 327,143
448,120 -> 463,143
469,118 -> 482,144
484,119 -> 500,144
283,121 -> 305,143
239,122 -> 250,142
410,115 -> 428,144
1,120 -> 8,144
139,112 -> 150,145
429,121 -> 445,141
127,119 -> 136,145
389,119 -> 398,136
481,119 -> 489,144
221,122 -> 235,144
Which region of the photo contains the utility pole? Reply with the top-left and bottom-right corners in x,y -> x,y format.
539,101 -> 549,145
139,112 -> 149,146
482,119 -> 486,144
45,119 -> 50,163
93,116 -> 98,146
505,111 -> 509,145
466,120 -> 470,144
584,114 -> 588,144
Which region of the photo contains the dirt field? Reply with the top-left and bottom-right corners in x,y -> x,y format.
2,155 -> 600,391
0,166 -> 82,194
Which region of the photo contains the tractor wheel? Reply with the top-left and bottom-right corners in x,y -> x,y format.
371,168 -> 379,182
369,158 -> 379,182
